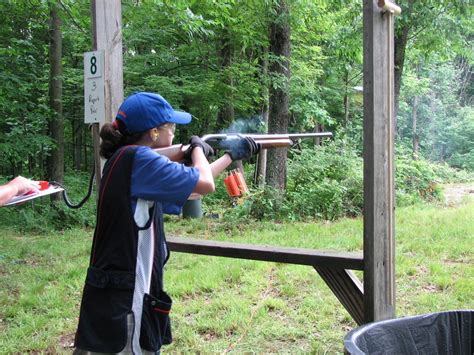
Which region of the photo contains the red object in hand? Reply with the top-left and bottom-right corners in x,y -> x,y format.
39,181 -> 49,191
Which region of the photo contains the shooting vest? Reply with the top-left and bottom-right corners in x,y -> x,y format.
75,146 -> 172,354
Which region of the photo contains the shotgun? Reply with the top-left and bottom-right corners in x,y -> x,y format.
154,132 -> 333,161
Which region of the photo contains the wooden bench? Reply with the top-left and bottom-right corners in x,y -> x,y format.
167,236 -> 365,325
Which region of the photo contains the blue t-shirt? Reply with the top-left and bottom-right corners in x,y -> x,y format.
130,146 -> 199,215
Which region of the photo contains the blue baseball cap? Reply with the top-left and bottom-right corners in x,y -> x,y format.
115,92 -> 191,134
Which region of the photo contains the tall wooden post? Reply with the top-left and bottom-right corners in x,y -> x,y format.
363,0 -> 399,322
90,0 -> 123,183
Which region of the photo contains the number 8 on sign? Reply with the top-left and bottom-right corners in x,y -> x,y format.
90,55 -> 97,75
84,51 -> 102,79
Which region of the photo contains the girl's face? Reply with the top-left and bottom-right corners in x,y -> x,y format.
151,123 -> 176,148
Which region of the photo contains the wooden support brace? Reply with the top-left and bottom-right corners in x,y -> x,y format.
313,266 -> 365,326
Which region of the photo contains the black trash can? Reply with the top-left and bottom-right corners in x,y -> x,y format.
344,310 -> 473,355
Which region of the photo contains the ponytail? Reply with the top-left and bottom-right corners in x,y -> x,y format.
99,122 -> 146,159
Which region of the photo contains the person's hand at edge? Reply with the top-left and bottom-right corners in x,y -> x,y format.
7,176 -> 40,196
0,176 -> 40,206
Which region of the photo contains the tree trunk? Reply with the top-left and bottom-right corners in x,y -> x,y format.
314,123 -> 325,146
73,119 -> 83,170
394,0 -> 414,122
255,107 -> 269,186
411,95 -> 419,160
456,55 -> 473,106
216,32 -> 235,131
343,68 -> 350,130
394,26 -> 409,122
266,0 -> 291,191
255,52 -> 269,186
47,1 -> 64,191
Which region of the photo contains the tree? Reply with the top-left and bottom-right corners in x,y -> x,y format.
0,1 -> 52,177
255,51 -> 269,185
397,58 -> 474,168
59,0 -> 92,171
394,1 -> 471,119
216,29 -> 235,129
266,0 -> 291,191
0,0 -> 472,187
394,1 -> 473,168
289,1 -> 362,145
47,1 -> 64,189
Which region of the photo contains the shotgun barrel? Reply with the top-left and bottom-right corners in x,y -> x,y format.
154,131 -> 333,161
201,132 -> 333,149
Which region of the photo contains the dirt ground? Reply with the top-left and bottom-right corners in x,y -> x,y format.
442,183 -> 474,205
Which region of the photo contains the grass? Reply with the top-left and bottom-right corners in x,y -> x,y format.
0,199 -> 473,353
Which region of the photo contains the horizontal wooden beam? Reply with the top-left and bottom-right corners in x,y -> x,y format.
167,236 -> 364,270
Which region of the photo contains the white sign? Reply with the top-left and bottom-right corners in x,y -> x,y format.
84,51 -> 105,123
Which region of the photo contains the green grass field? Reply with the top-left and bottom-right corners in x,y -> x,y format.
1,199 -> 473,353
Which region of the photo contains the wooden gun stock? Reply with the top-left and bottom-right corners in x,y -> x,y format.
154,144 -> 189,161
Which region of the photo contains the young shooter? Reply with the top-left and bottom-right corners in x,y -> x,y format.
74,92 -> 259,354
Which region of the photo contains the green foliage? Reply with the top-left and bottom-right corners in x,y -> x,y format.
0,0 -> 472,228
395,144 -> 474,206
285,142 -> 363,220
0,1 -> 51,176
396,0 -> 473,63
445,107 -> 474,171
398,60 -> 474,171
217,142 -> 363,221
211,142 -> 471,222
289,0 -> 363,131
395,149 -> 442,206
0,0 -> 92,176
121,0 -> 269,137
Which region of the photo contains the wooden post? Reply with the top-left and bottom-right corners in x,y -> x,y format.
363,0 -> 397,322
90,0 -> 123,184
